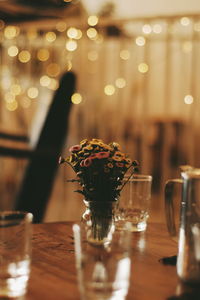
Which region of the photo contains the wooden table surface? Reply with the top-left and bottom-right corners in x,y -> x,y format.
27,221 -> 180,300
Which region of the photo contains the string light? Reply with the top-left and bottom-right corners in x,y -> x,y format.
45,31 -> 56,42
8,46 -> 19,57
27,87 -> 39,99
87,28 -> 98,40
18,50 -> 31,63
75,29 -> 82,40
135,36 -> 146,46
87,15 -> 99,26
180,17 -> 190,26
67,27 -> 78,39
66,40 -> 77,51
37,49 -> 50,61
48,78 -> 59,90
104,85 -> 115,96
46,63 -> 60,77
6,100 -> 18,111
71,93 -> 82,104
138,63 -> 149,73
65,60 -> 72,71
27,29 -> 37,40
4,26 -> 19,39
120,50 -> 130,60
10,84 -> 21,95
4,93 -> 15,103
184,95 -> 193,104
115,78 -> 126,88
142,24 -> 152,34
40,75 -> 51,87
56,21 -> 67,32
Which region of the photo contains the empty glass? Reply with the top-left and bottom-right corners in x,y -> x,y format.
115,174 -> 152,232
0,211 -> 33,298
165,169 -> 200,283
73,222 -> 132,300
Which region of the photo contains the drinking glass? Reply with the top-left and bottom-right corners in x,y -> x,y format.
115,174 -> 152,232
0,211 -> 33,298
73,222 -> 132,300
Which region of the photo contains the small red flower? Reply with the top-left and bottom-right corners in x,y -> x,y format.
89,153 -> 98,159
84,158 -> 92,167
69,145 -> 81,153
116,162 -> 124,167
96,152 -> 110,159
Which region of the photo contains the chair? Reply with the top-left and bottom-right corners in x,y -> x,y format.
0,71 -> 76,223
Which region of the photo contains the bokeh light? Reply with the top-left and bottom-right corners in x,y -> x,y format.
67,27 -> 78,39
37,49 -> 50,61
71,93 -> 82,104
40,75 -> 51,87
138,63 -> 149,73
65,60 -> 72,71
27,87 -> 39,99
87,28 -> 98,40
48,78 -> 59,90
6,100 -> 18,111
10,84 -> 21,95
46,63 -> 60,77
4,26 -> 19,39
115,78 -> 126,88
184,95 -> 193,104
27,29 -> 37,40
120,50 -> 130,60
104,84 -> 115,96
8,46 -> 19,57
18,50 -> 31,63
87,15 -> 99,26
65,40 -> 77,51
4,92 -> 15,103
56,21 -> 67,32
135,36 -> 146,46
180,17 -> 190,26
45,31 -> 56,42
142,24 -> 152,34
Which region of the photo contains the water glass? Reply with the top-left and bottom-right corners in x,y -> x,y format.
73,222 -> 132,300
0,211 -> 33,298
116,174 -> 152,232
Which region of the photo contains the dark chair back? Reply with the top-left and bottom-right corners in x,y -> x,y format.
0,71 -> 76,223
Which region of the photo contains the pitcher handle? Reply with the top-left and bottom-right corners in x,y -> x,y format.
165,179 -> 183,237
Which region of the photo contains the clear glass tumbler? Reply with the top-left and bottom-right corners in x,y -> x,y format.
0,211 -> 33,298
73,222 -> 132,300
115,174 -> 152,232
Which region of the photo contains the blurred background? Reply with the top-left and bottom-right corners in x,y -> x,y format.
0,0 -> 200,222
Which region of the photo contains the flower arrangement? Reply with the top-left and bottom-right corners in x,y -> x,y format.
59,138 -> 139,202
59,138 -> 138,242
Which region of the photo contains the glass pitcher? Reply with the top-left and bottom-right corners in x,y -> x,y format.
165,168 -> 200,284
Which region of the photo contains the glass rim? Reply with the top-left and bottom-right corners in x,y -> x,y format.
123,174 -> 152,181
0,211 -> 33,222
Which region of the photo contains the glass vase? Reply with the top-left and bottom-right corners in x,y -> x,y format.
81,200 -> 117,245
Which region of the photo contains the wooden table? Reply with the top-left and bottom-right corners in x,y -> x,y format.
27,222 -> 180,300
